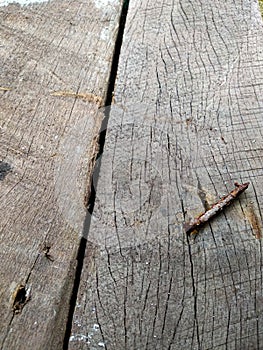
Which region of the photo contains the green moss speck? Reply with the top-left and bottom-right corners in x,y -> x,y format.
259,0 -> 263,17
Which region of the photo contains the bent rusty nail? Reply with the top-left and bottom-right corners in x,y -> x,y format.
184,182 -> 250,235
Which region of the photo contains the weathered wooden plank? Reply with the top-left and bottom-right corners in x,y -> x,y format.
0,0 -> 122,348
70,0 -> 263,349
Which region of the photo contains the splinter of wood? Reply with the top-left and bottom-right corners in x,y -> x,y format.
184,182 -> 250,235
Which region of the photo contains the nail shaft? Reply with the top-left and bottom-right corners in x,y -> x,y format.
184,182 -> 250,235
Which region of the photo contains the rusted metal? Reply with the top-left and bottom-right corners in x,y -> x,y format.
184,182 -> 250,235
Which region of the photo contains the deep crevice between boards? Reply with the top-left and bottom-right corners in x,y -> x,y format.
62,0 -> 130,348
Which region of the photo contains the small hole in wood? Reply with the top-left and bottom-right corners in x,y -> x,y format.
0,161 -> 11,181
12,284 -> 31,314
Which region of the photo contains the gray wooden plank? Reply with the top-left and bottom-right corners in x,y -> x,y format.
70,0 -> 263,349
0,0 -> 122,348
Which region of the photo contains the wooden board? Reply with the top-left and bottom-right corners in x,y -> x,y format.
0,0 -> 122,348
70,0 -> 263,349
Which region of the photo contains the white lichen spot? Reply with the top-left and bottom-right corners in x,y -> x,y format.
93,323 -> 100,331
69,334 -> 89,342
0,0 -> 49,6
100,27 -> 110,41
94,0 -> 118,10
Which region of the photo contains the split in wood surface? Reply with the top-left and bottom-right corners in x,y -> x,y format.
185,182 -> 250,235
0,86 -> 11,91
51,90 -> 103,107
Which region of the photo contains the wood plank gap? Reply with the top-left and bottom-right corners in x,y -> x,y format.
63,1 -> 130,349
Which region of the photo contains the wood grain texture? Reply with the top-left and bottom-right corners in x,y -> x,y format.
0,0 -> 122,348
70,0 -> 263,349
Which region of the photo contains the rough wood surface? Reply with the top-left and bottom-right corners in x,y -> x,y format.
70,0 -> 263,349
0,0 -> 122,348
